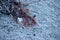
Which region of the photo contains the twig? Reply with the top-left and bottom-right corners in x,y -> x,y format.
0,1 -> 10,13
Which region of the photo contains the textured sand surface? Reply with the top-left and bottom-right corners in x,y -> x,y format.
0,0 -> 60,40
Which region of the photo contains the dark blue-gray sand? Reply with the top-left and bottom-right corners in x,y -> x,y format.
0,0 -> 60,40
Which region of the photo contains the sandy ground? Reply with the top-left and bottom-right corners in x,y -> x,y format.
0,0 -> 60,40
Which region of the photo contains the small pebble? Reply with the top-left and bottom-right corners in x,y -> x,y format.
33,34 -> 36,36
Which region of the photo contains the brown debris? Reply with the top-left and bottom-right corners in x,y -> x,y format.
0,0 -> 37,27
